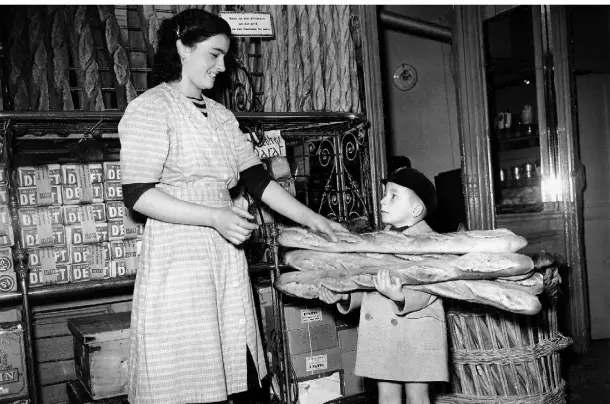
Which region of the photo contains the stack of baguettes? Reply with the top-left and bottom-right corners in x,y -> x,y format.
274,227 -> 550,315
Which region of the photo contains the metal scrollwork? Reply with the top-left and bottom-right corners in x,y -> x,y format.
226,54 -> 263,113
304,124 -> 370,225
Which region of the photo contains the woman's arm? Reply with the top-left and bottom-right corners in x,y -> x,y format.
132,188 -> 257,245
132,188 -> 217,226
260,181 -> 347,241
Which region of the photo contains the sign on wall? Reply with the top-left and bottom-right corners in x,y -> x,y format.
219,12 -> 274,38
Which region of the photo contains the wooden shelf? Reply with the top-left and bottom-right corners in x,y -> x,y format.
0,277 -> 135,304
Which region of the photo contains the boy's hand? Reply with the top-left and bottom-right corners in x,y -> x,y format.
318,285 -> 348,304
373,269 -> 405,303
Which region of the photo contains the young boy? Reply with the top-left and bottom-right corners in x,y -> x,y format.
319,167 -> 449,404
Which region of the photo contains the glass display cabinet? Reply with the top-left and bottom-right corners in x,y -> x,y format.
484,6 -> 561,214
453,5 -> 588,353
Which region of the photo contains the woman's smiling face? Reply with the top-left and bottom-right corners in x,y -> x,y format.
180,34 -> 230,91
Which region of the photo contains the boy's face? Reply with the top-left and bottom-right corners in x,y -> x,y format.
380,182 -> 425,227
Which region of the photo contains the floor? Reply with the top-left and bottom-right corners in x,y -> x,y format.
564,338 -> 610,404
237,339 -> 610,404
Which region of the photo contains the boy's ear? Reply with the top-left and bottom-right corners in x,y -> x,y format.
412,203 -> 424,218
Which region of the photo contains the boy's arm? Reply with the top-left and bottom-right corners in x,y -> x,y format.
393,288 -> 438,316
337,292 -> 364,314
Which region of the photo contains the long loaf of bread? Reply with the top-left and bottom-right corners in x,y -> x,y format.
278,227 -> 528,254
283,250 -> 534,281
274,270 -> 542,315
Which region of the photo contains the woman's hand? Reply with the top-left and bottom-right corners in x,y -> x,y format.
318,285 -> 348,304
373,269 -> 405,303
213,206 -> 259,245
306,213 -> 349,242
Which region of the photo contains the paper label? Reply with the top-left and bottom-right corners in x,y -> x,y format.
90,244 -> 107,280
35,165 -> 54,206
124,239 -> 139,275
247,130 -> 286,159
306,354 -> 328,372
301,309 -> 323,324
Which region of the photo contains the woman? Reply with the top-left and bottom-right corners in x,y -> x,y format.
119,9 -> 345,404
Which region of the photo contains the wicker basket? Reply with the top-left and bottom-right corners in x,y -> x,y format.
436,263 -> 572,404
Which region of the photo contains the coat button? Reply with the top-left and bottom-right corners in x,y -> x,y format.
365,313 -> 372,320
391,319 -> 398,326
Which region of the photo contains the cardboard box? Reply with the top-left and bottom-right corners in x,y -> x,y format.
0,227 -> 14,248
343,373 -> 365,396
108,220 -> 125,241
17,186 -> 61,207
0,308 -> 20,323
20,225 -> 65,248
338,327 -> 358,353
297,371 -> 342,403
0,184 -> 8,205
92,182 -> 105,203
65,223 -> 108,245
103,181 -> 123,201
67,312 -> 130,400
289,347 -> 342,379
16,164 -> 62,186
102,162 -> 121,182
110,260 -> 128,278
27,246 -> 70,267
28,264 -> 70,287
0,248 -> 16,292
88,163 -> 104,183
0,322 -> 28,401
284,304 -> 336,331
286,323 -> 338,355
105,201 -> 125,221
340,350 -> 357,374
70,264 -> 92,283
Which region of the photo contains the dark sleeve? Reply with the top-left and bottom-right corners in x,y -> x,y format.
240,164 -> 273,202
122,183 -> 157,210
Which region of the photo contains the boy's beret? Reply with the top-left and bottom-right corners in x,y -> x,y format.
382,167 -> 437,215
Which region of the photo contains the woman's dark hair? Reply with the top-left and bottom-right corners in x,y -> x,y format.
153,9 -> 232,84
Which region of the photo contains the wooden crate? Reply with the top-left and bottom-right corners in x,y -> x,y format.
67,380 -> 128,404
67,312 -> 131,400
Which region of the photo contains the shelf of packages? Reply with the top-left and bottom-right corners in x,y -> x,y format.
0,264 -> 291,303
0,276 -> 136,304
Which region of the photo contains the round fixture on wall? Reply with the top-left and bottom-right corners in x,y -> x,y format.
393,63 -> 418,91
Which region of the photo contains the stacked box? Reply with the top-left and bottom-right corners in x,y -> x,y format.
338,326 -> 365,395
15,162 -> 145,288
0,159 -> 13,248
0,247 -> 17,293
284,303 -> 342,380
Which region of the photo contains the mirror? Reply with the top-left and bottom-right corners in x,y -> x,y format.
483,6 -> 561,214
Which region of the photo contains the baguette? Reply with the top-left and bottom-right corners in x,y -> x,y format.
274,270 -> 542,315
278,227 -> 528,254
283,250 -> 534,281
408,280 -> 542,315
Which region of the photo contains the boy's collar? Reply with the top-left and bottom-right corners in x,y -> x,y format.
390,225 -> 410,232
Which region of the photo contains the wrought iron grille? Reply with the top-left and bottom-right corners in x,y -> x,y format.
242,114 -> 372,265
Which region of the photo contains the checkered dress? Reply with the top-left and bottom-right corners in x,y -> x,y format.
119,83 -> 266,403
